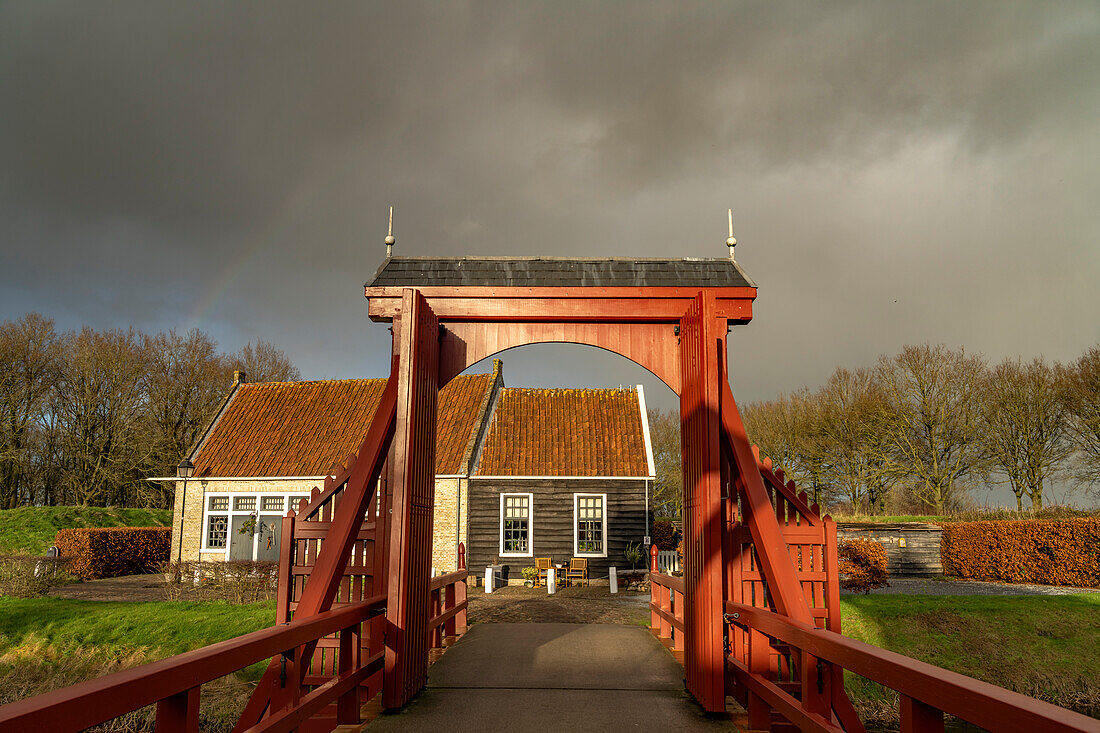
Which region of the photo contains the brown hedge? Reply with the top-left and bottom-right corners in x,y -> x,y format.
940,519 -> 1100,588
54,527 -> 171,580
838,539 -> 890,594
651,520 -> 679,550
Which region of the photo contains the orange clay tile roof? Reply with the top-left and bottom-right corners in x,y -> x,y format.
474,387 -> 649,477
192,373 -> 495,478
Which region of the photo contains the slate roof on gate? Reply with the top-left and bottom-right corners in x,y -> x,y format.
474,387 -> 650,477
366,256 -> 756,289
191,372 -> 496,478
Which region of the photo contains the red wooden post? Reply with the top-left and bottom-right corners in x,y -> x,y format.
800,649 -> 830,718
384,289 -> 440,709
650,543 -> 659,573
746,628 -> 772,730
678,291 -> 726,711
155,687 -> 199,733
430,587 -> 442,649
456,543 -> 468,634
275,511 -> 294,625
445,582 -> 457,638
901,694 -> 944,732
336,623 -> 361,725
672,588 -> 684,652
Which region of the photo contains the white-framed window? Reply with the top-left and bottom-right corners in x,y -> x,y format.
200,491 -> 309,560
499,493 -> 533,557
574,493 -> 607,557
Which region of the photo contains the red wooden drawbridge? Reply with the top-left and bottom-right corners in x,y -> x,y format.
0,256 -> 1095,733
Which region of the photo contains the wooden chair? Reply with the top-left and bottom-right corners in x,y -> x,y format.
565,558 -> 588,587
535,557 -> 552,587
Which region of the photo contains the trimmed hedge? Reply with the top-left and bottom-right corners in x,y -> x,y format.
651,519 -> 679,550
55,527 -> 171,580
838,539 -> 890,594
940,519 -> 1100,588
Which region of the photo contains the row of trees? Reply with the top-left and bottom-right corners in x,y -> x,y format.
647,343 -> 1100,517
743,344 -> 1100,514
0,314 -> 301,509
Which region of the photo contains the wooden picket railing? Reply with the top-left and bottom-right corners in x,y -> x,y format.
0,596 -> 386,733
428,558 -> 469,658
649,567 -> 686,664
724,601 -> 1100,733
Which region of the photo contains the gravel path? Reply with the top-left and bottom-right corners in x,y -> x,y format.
845,577 -> 1100,596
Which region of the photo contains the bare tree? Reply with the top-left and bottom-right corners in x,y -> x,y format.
0,314 -> 60,509
53,327 -> 151,506
232,340 -> 301,383
647,408 -> 682,518
982,358 -> 1071,510
743,389 -> 832,506
141,329 -> 231,506
1060,346 -> 1100,491
818,367 -> 901,514
873,345 -> 988,514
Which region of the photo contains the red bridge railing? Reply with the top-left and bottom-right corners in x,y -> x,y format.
0,596 -> 386,733
724,600 -> 1100,733
648,569 -> 686,663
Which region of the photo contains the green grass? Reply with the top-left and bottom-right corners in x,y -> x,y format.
0,506 -> 172,555
0,597 -> 274,658
839,594 -> 1100,715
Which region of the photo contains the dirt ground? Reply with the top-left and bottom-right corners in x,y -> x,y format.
49,573 -> 169,602
466,584 -> 651,625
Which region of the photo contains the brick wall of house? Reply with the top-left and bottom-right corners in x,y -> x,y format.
431,477 -> 469,573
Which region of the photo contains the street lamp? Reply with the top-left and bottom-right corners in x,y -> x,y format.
176,458 -> 195,562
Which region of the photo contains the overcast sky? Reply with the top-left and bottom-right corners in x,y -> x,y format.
2,1 -> 1098,435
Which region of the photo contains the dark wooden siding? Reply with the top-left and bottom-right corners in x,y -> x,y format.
467,478 -> 648,581
837,523 -> 943,576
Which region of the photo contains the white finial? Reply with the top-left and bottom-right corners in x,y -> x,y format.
382,205 -> 396,256
726,208 -> 737,260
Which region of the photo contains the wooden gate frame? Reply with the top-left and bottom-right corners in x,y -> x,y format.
362,282 -> 812,713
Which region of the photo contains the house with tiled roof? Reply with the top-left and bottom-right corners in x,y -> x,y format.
465,382 -> 655,581
165,360 -> 655,579
167,365 -> 499,572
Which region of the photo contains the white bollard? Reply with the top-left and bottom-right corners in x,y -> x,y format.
547,567 -> 556,594
485,566 -> 494,593
609,566 -> 618,594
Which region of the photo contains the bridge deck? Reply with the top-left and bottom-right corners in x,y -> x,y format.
363,623 -> 741,731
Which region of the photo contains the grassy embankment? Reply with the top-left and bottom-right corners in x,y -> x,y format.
0,506 -> 172,555
839,594 -> 1100,721
0,597 -> 275,732
831,507 -> 1100,524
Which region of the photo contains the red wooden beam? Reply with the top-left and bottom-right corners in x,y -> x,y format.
365,285 -> 755,324
720,380 -> 813,624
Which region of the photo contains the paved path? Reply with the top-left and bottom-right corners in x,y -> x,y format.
365,623 -> 739,731
845,577 -> 1100,596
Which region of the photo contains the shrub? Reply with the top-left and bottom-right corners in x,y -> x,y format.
838,539 -> 890,594
54,527 -> 171,580
0,555 -> 72,597
940,519 -> 1100,587
159,560 -> 277,604
520,566 -> 538,582
651,520 -> 679,550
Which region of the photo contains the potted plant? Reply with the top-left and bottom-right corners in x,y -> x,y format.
521,566 -> 538,587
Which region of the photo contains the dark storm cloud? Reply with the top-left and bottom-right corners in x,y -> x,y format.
1,1 -> 1098,416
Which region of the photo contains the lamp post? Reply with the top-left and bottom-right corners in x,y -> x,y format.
176,458 -> 195,562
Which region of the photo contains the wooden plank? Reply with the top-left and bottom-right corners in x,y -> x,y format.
383,289 -> 440,709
